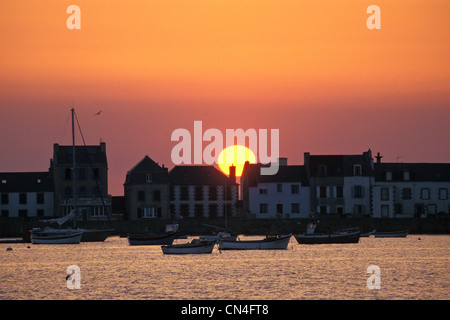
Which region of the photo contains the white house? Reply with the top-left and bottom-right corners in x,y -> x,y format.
0,172 -> 54,218
242,160 -> 310,218
372,163 -> 450,218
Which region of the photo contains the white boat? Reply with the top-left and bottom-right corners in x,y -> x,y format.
200,231 -> 237,243
375,230 -> 409,238
218,234 -> 292,250
161,239 -> 216,254
31,228 -> 83,244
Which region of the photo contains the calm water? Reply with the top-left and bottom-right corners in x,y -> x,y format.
0,235 -> 449,300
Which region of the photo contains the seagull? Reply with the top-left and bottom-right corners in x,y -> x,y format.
94,110 -> 102,116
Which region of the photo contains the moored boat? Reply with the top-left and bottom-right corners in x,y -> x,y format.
200,231 -> 237,243
128,231 -> 183,245
31,229 -> 83,244
161,239 -> 216,254
374,230 -> 409,238
294,230 -> 360,244
218,234 -> 292,250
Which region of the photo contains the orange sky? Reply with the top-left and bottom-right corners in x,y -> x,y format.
0,0 -> 449,195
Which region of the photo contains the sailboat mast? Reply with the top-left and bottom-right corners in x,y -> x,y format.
71,108 -> 77,222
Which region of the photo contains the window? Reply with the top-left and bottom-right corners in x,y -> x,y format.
381,188 -> 389,201
403,171 -> 410,181
259,203 -> 268,214
93,168 -> 100,179
291,203 -> 300,214
194,186 -> 203,201
209,186 -> 217,201
386,171 -> 392,181
1,210 -> 8,217
291,184 -> 299,194
209,204 -> 218,218
146,173 -> 152,183
169,186 -> 175,201
439,188 -> 448,200
143,207 -> 157,218
1,179 -> 6,184
78,168 -> 86,180
180,204 -> 189,217
381,205 -> 389,217
36,193 -> 45,204
37,209 -> 45,217
319,165 -> 327,176
353,186 -> 363,198
277,184 -> 282,192
421,188 -> 430,200
394,204 -> 403,214
19,193 -> 27,204
1,193 -> 8,205
259,188 -> 268,195
402,188 -> 412,200
353,164 -> 362,176
319,186 -> 327,198
194,204 -> 204,217
354,205 -> 364,214
65,168 -> 72,180
138,191 -> 145,202
180,186 -> 189,201
319,206 -> 328,214
427,204 -> 437,214
92,206 -> 105,217
336,186 -> 343,198
154,190 -> 161,201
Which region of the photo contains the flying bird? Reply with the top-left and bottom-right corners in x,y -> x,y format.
94,110 -> 102,116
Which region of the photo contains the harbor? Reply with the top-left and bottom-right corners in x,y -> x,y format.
1,234 -> 449,300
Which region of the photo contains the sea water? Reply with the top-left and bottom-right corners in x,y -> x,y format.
0,235 -> 448,300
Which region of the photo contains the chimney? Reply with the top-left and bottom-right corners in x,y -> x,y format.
376,152 -> 383,164
229,165 -> 236,184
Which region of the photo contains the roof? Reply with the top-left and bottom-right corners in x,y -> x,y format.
307,153 -> 373,176
0,172 -> 53,193
374,163 -> 450,182
124,155 -> 169,185
53,143 -> 107,166
169,165 -> 236,186
241,163 -> 309,187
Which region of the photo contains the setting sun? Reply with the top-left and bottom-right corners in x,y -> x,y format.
217,145 -> 257,177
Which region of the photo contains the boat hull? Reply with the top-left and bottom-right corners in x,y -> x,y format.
218,234 -> 292,250
161,241 -> 216,254
128,232 -> 181,245
80,229 -> 114,242
31,231 -> 83,244
374,230 -> 409,238
294,231 -> 360,244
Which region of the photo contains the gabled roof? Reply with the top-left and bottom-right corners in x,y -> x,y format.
374,163 -> 450,182
308,153 -> 373,177
124,155 -> 169,185
241,163 -> 309,187
0,172 -> 53,193
169,165 -> 235,186
53,143 -> 107,166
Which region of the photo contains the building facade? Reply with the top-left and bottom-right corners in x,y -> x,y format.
0,172 -> 54,218
304,150 -> 374,217
169,165 -> 239,219
51,142 -> 111,220
241,160 -> 310,218
123,155 -> 170,220
372,163 -> 450,218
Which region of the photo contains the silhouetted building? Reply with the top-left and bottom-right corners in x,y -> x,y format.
123,155 -> 170,220
0,172 -> 54,218
373,162 -> 450,218
304,150 -> 374,216
169,165 -> 238,219
51,142 -> 111,220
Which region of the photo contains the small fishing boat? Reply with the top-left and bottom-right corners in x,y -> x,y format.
31,228 -> 83,244
128,231 -> 185,245
374,230 -> 409,238
161,239 -> 216,255
218,234 -> 292,250
200,231 -> 237,243
294,224 -> 360,244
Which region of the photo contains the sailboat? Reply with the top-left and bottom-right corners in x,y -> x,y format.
30,108 -> 114,243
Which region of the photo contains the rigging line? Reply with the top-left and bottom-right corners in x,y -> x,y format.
73,110 -> 111,224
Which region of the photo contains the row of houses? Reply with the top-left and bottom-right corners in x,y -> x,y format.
1,143 -> 450,222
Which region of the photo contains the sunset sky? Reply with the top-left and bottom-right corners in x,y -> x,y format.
0,0 -> 449,195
